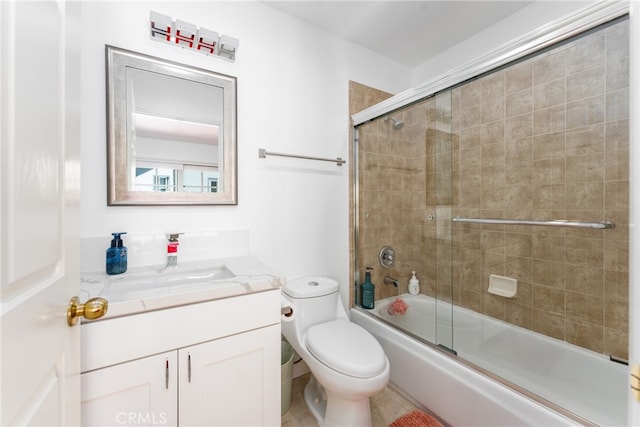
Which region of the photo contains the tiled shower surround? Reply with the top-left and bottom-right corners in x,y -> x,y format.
351,17 -> 629,359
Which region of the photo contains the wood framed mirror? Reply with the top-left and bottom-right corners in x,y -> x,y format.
106,45 -> 237,205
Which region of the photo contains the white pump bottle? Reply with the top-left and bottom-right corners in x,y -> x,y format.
408,271 -> 420,295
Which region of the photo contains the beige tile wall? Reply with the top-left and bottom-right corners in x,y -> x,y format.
348,81 -> 394,305
351,18 -> 629,359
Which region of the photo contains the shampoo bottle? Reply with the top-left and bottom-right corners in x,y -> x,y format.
361,267 -> 375,309
106,232 -> 127,275
408,271 -> 420,295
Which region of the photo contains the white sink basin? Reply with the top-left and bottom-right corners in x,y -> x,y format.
80,256 -> 283,318
105,263 -> 235,290
81,261 -> 237,297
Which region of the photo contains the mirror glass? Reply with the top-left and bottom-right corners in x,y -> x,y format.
106,45 -> 237,205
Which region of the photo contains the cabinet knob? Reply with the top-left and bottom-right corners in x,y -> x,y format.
67,296 -> 108,327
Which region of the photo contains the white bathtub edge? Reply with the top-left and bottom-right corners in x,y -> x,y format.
351,308 -> 586,427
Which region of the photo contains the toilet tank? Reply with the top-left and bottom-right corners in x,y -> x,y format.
283,276 -> 341,332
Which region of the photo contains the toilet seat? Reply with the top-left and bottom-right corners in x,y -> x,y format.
306,319 -> 387,379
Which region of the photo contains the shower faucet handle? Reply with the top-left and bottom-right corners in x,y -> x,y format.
379,246 -> 395,268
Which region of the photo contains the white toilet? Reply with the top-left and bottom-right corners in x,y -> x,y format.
281,276 -> 389,427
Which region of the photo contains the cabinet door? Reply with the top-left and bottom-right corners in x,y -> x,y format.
179,324 -> 281,426
81,352 -> 178,426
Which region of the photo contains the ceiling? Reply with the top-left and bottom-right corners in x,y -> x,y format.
262,1 -> 534,67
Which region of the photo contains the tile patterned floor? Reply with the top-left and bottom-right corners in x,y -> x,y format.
281,373 -> 417,427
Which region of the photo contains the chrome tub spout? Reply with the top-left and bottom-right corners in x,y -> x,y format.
384,276 -> 399,287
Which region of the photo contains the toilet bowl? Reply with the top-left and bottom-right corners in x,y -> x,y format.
281,276 -> 389,427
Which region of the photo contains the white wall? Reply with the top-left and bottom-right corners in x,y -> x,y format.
79,1 -> 411,298
411,1 -> 591,86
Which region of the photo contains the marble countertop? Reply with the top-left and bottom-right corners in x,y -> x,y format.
80,256 -> 284,320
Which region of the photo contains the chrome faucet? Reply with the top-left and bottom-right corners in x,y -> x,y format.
384,276 -> 399,287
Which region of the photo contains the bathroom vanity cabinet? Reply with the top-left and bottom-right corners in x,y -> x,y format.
80,289 -> 281,426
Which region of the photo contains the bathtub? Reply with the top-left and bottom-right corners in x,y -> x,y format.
351,293 -> 627,426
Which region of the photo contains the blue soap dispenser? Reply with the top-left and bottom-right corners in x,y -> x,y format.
361,267 -> 375,309
106,232 -> 127,275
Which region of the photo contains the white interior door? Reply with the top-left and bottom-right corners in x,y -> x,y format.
0,0 -> 81,425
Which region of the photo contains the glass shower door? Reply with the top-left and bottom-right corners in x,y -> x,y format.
432,89 -> 455,353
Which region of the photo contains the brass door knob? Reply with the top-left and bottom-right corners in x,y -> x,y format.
67,296 -> 108,327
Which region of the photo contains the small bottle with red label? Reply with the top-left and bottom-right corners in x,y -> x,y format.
167,233 -> 182,267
